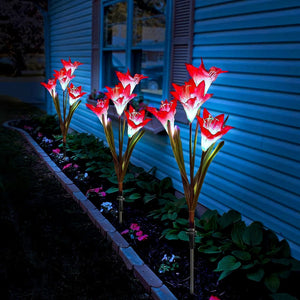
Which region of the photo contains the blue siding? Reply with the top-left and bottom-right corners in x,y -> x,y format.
46,0 -> 300,259
193,0 -> 300,259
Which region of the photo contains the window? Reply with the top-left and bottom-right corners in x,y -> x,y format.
92,0 -> 195,123
101,0 -> 170,99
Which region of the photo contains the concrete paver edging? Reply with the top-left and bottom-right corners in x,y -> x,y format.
3,121 -> 177,300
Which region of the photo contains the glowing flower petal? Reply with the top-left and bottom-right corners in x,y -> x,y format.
86,98 -> 109,126
40,78 -> 57,97
197,108 -> 233,151
68,83 -> 86,106
125,106 -> 151,137
61,57 -> 83,75
147,99 -> 177,136
171,80 -> 212,123
105,83 -> 136,116
116,69 -> 148,93
186,59 -> 227,94
53,68 -> 75,91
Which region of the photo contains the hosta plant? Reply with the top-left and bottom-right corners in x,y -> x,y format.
41,58 -> 86,156
196,209 -> 300,298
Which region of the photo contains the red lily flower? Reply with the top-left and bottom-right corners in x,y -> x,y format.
125,106 -> 151,137
68,83 -> 86,106
196,108 -> 233,151
40,78 -> 57,98
147,99 -> 177,136
171,80 -> 212,123
61,57 -> 83,75
116,69 -> 148,93
86,97 -> 110,126
105,83 -> 136,116
53,67 -> 75,91
186,58 -> 227,94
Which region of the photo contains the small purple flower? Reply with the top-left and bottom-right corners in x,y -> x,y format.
63,163 -> 72,170
121,229 -> 129,235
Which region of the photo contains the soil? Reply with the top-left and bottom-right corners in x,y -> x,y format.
5,118 -> 300,300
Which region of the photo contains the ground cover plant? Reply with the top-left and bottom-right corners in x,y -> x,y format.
13,114 -> 300,300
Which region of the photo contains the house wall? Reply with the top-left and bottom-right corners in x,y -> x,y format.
47,0 -> 300,259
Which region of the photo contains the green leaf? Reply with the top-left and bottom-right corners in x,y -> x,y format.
178,231 -> 189,241
242,222 -> 263,246
264,273 -> 280,293
143,193 -> 156,203
246,268 -> 264,282
218,270 -> 233,281
218,210 -> 241,229
271,293 -> 298,300
105,187 -> 119,194
128,193 -> 141,200
215,255 -> 241,272
232,250 -> 251,261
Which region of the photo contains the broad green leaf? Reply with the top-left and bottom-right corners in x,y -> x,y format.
218,210 -> 241,229
242,222 -> 263,246
246,268 -> 264,282
128,193 -> 141,200
105,187 -> 119,194
232,250 -> 251,261
178,231 -> 189,241
215,255 -> 241,272
264,273 -> 280,293
271,293 -> 298,300
218,270 -> 233,281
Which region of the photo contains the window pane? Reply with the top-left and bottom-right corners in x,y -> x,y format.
104,2 -> 127,47
133,0 -> 166,46
103,51 -> 126,87
133,50 -> 164,95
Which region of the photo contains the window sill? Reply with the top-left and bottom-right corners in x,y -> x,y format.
87,100 -> 165,135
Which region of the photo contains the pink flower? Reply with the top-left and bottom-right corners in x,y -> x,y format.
196,108 -> 233,151
130,223 -> 140,231
37,132 -> 43,137
53,68 -> 75,91
125,106 -> 151,137
99,191 -> 106,197
61,57 -> 83,75
209,296 -> 220,300
41,78 -> 57,98
105,83 -> 136,116
138,234 -> 148,241
68,83 -> 86,106
86,98 -> 110,126
186,59 -> 227,94
136,231 -> 143,237
52,148 -> 61,154
121,229 -> 129,235
147,99 -> 177,136
116,69 -> 148,93
85,187 -> 103,196
171,80 -> 212,123
73,164 -> 79,168
63,163 -> 72,170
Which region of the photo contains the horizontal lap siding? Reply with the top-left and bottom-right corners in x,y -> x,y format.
48,0 -> 92,116
193,0 -> 300,259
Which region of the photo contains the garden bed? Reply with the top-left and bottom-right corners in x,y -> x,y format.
7,116 -> 300,300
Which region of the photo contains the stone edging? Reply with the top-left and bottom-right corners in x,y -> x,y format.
3,121 -> 177,300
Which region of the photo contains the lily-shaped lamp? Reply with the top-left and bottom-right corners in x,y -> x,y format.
86,70 -> 149,223
41,58 -> 85,157
148,60 -> 233,295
